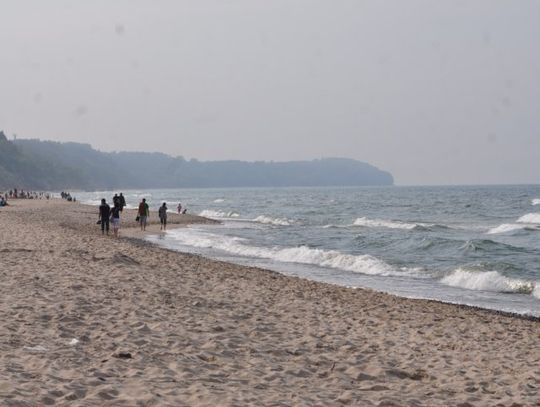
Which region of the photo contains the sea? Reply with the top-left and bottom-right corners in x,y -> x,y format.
76,185 -> 540,317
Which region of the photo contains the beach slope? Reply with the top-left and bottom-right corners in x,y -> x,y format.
0,200 -> 539,406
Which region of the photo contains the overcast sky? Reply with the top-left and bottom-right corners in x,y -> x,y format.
1,1 -> 539,185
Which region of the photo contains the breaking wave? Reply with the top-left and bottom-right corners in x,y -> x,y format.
82,199 -> 102,206
441,268 -> 537,296
517,213 -> 540,224
351,217 -> 448,231
532,199 -> 540,206
487,223 -> 529,234
199,209 -> 240,219
252,215 -> 293,226
488,212 -> 540,234
165,228 -> 419,278
353,217 -> 418,230
213,199 -> 225,203
199,209 -> 293,226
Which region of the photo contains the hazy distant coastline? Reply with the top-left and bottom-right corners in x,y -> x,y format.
0,133 -> 393,190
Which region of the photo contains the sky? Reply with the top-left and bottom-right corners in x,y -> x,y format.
1,1 -> 539,185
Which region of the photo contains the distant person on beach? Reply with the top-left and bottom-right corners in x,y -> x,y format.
119,193 -> 126,211
113,193 -> 120,207
99,199 -> 111,235
138,198 -> 149,231
177,203 -> 182,214
110,202 -> 121,238
159,202 -> 168,230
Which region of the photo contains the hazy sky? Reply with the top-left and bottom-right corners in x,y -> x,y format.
1,1 -> 539,185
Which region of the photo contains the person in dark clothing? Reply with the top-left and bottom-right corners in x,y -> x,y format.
158,202 -> 168,230
113,193 -> 120,208
119,193 -> 126,211
99,199 -> 111,235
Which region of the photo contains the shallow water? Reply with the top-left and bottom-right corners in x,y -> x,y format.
77,185 -> 540,316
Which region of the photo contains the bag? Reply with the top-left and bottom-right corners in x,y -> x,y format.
135,216 -> 140,222
96,220 -> 101,225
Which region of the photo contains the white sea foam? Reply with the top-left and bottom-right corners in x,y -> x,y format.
486,223 -> 527,234
322,224 -> 342,229
199,210 -> 292,226
532,199 -> 540,206
517,213 -> 540,224
82,199 -> 137,209
199,209 -> 240,219
441,268 -> 536,294
82,199 -> 102,206
213,199 -> 225,203
487,212 -> 540,234
534,285 -> 540,299
353,217 -> 420,230
165,228 -> 418,277
252,215 -> 292,226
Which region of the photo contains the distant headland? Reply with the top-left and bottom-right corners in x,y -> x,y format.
0,132 -> 393,190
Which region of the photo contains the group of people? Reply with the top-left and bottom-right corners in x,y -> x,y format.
5,189 -> 50,200
136,199 -> 184,231
137,199 -> 174,231
98,194 -> 184,236
60,191 -> 76,202
98,193 -> 128,237
98,198 -> 122,237
1,189 -> 52,207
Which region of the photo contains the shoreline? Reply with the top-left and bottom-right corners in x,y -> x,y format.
1,199 -> 539,406
130,226 -> 540,322
27,197 -> 540,320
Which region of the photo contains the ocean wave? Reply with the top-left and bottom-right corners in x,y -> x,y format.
441,268 -> 537,295
252,215 -> 293,226
459,239 -> 523,253
321,218 -> 449,231
213,199 -> 225,203
352,217 -> 444,231
82,199 -> 102,206
487,223 -> 528,234
198,209 -> 240,219
534,285 -> 540,299
322,224 -> 348,229
353,217 -> 418,230
199,210 -> 293,226
532,199 -> 540,206
517,213 -> 540,224
165,228 -> 420,278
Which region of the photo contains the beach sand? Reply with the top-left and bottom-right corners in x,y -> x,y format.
0,199 -> 539,406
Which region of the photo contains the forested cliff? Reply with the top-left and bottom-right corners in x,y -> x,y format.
0,134 -> 393,190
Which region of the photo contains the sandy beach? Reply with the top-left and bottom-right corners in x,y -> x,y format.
0,199 -> 539,406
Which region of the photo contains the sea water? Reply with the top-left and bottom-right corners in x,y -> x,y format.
77,185 -> 540,316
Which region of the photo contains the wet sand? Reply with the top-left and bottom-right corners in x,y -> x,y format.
0,199 -> 539,406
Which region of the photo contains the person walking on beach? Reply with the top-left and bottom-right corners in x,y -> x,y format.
110,202 -> 121,238
177,202 -> 182,214
138,198 -> 149,231
98,199 -> 111,235
119,193 -> 126,212
159,202 -> 168,230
